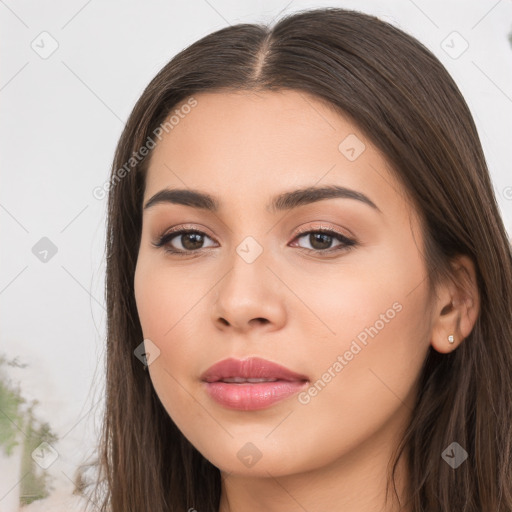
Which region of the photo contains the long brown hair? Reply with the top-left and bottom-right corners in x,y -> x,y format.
77,7 -> 512,511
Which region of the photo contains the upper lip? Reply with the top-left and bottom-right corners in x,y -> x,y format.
201,357 -> 309,383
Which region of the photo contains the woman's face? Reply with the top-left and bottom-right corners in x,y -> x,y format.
134,90 -> 434,478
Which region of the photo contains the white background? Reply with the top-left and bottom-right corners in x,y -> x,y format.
1,1 -> 511,510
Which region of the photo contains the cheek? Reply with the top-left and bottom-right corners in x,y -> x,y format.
296,296 -> 429,466
294,246 -> 431,442
133,258 -> 212,425
134,257 -> 203,340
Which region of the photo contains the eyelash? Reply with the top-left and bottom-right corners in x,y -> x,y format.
152,225 -> 357,257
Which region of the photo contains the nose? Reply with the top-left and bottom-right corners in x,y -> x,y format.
211,245 -> 287,334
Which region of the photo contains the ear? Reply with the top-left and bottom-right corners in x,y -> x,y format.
430,254 -> 480,354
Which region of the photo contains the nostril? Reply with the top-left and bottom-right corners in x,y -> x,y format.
217,317 -> 269,327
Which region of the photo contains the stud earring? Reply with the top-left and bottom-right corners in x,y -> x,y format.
448,334 -> 455,344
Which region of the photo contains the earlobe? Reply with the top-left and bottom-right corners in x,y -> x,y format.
430,255 -> 480,354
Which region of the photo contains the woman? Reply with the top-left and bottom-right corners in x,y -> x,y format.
79,7 -> 512,511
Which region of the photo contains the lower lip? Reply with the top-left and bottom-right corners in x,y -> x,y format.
203,380 -> 309,411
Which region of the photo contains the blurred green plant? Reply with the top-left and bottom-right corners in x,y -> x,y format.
19,405 -> 58,505
0,354 -> 26,456
0,353 -> 58,505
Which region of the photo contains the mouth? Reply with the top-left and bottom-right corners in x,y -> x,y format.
201,356 -> 309,382
201,357 -> 309,411
216,377 -> 281,383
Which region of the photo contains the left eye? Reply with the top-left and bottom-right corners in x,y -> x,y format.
292,230 -> 356,252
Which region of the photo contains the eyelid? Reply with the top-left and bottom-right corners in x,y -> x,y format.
160,223 -> 217,239
156,222 -> 351,244
293,223 -> 353,239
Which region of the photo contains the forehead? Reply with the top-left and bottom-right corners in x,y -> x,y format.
143,89 -> 414,222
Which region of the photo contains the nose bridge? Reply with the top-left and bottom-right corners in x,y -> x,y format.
222,233 -> 270,301
224,205 -> 272,278
212,232 -> 284,330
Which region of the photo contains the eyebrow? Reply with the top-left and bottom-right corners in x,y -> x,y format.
143,185 -> 382,214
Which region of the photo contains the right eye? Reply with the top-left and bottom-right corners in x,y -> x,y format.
153,229 -> 218,255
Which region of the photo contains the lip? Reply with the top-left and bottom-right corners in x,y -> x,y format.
201,357 -> 309,411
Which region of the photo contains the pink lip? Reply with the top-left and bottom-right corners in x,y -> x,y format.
201,357 -> 309,411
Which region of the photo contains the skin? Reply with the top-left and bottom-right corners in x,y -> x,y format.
133,90 -> 480,511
